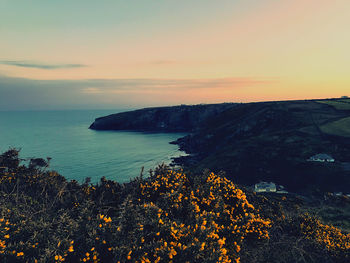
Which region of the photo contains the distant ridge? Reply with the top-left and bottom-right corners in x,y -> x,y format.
89,103 -> 236,132
90,98 -> 350,193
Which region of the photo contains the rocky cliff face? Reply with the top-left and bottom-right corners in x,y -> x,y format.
90,100 -> 350,193
89,103 -> 236,132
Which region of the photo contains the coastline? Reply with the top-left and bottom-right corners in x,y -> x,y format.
91,99 -> 350,194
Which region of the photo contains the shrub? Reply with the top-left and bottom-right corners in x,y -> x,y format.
1,149 -> 349,262
0,149 -> 270,262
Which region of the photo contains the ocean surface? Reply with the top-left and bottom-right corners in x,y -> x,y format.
0,110 -> 186,183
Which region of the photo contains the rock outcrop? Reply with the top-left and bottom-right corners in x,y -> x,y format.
89,103 -> 236,132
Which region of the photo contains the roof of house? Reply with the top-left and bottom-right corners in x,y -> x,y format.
255,182 -> 276,189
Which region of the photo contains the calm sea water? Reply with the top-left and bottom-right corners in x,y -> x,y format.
0,110 -> 186,183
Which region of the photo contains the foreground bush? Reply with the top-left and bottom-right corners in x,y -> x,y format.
301,215 -> 350,256
0,149 -> 270,262
135,170 -> 271,262
0,149 -> 349,262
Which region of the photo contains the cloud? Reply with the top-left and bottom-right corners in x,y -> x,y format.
0,60 -> 86,70
81,87 -> 103,94
0,75 -> 273,110
76,77 -> 270,93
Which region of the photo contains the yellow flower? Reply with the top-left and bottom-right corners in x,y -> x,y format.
168,248 -> 177,259
218,238 -> 226,246
127,250 -> 132,260
68,245 -> 74,252
104,217 -> 112,223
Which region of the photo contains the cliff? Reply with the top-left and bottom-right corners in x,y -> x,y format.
90,99 -> 350,193
89,103 -> 236,132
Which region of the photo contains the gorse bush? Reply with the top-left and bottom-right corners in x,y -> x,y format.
137,170 -> 271,262
0,149 -> 349,262
0,149 -> 271,262
0,149 -> 270,262
301,214 -> 350,253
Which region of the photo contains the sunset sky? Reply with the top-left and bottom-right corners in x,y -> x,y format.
1,0 -> 349,110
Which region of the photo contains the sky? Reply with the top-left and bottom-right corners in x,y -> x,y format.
1,0 -> 350,110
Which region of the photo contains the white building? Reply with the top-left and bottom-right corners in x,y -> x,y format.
308,153 -> 335,162
254,182 -> 277,193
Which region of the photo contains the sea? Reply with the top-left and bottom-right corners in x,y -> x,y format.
0,110 -> 186,183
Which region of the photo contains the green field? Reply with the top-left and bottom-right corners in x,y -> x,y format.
317,100 -> 350,110
339,98 -> 350,103
320,117 -> 350,137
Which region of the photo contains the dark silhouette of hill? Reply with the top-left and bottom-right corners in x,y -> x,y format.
89,103 -> 236,132
90,99 -> 350,193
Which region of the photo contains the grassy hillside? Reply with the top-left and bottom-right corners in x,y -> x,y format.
0,149 -> 350,262
173,100 -> 350,192
321,117 -> 350,138
90,103 -> 236,132
89,99 -> 350,193
317,99 -> 350,111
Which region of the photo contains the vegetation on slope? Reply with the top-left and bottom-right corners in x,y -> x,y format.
89,103 -> 235,132
0,149 -> 349,262
90,99 -> 350,193
317,99 -> 350,111
320,117 -> 350,138
173,100 -> 350,193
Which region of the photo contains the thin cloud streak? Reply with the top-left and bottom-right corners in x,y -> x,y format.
0,75 -> 274,110
0,60 -> 86,70
79,77 -> 272,93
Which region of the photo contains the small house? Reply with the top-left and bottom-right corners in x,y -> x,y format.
308,153 -> 335,163
254,182 -> 277,193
